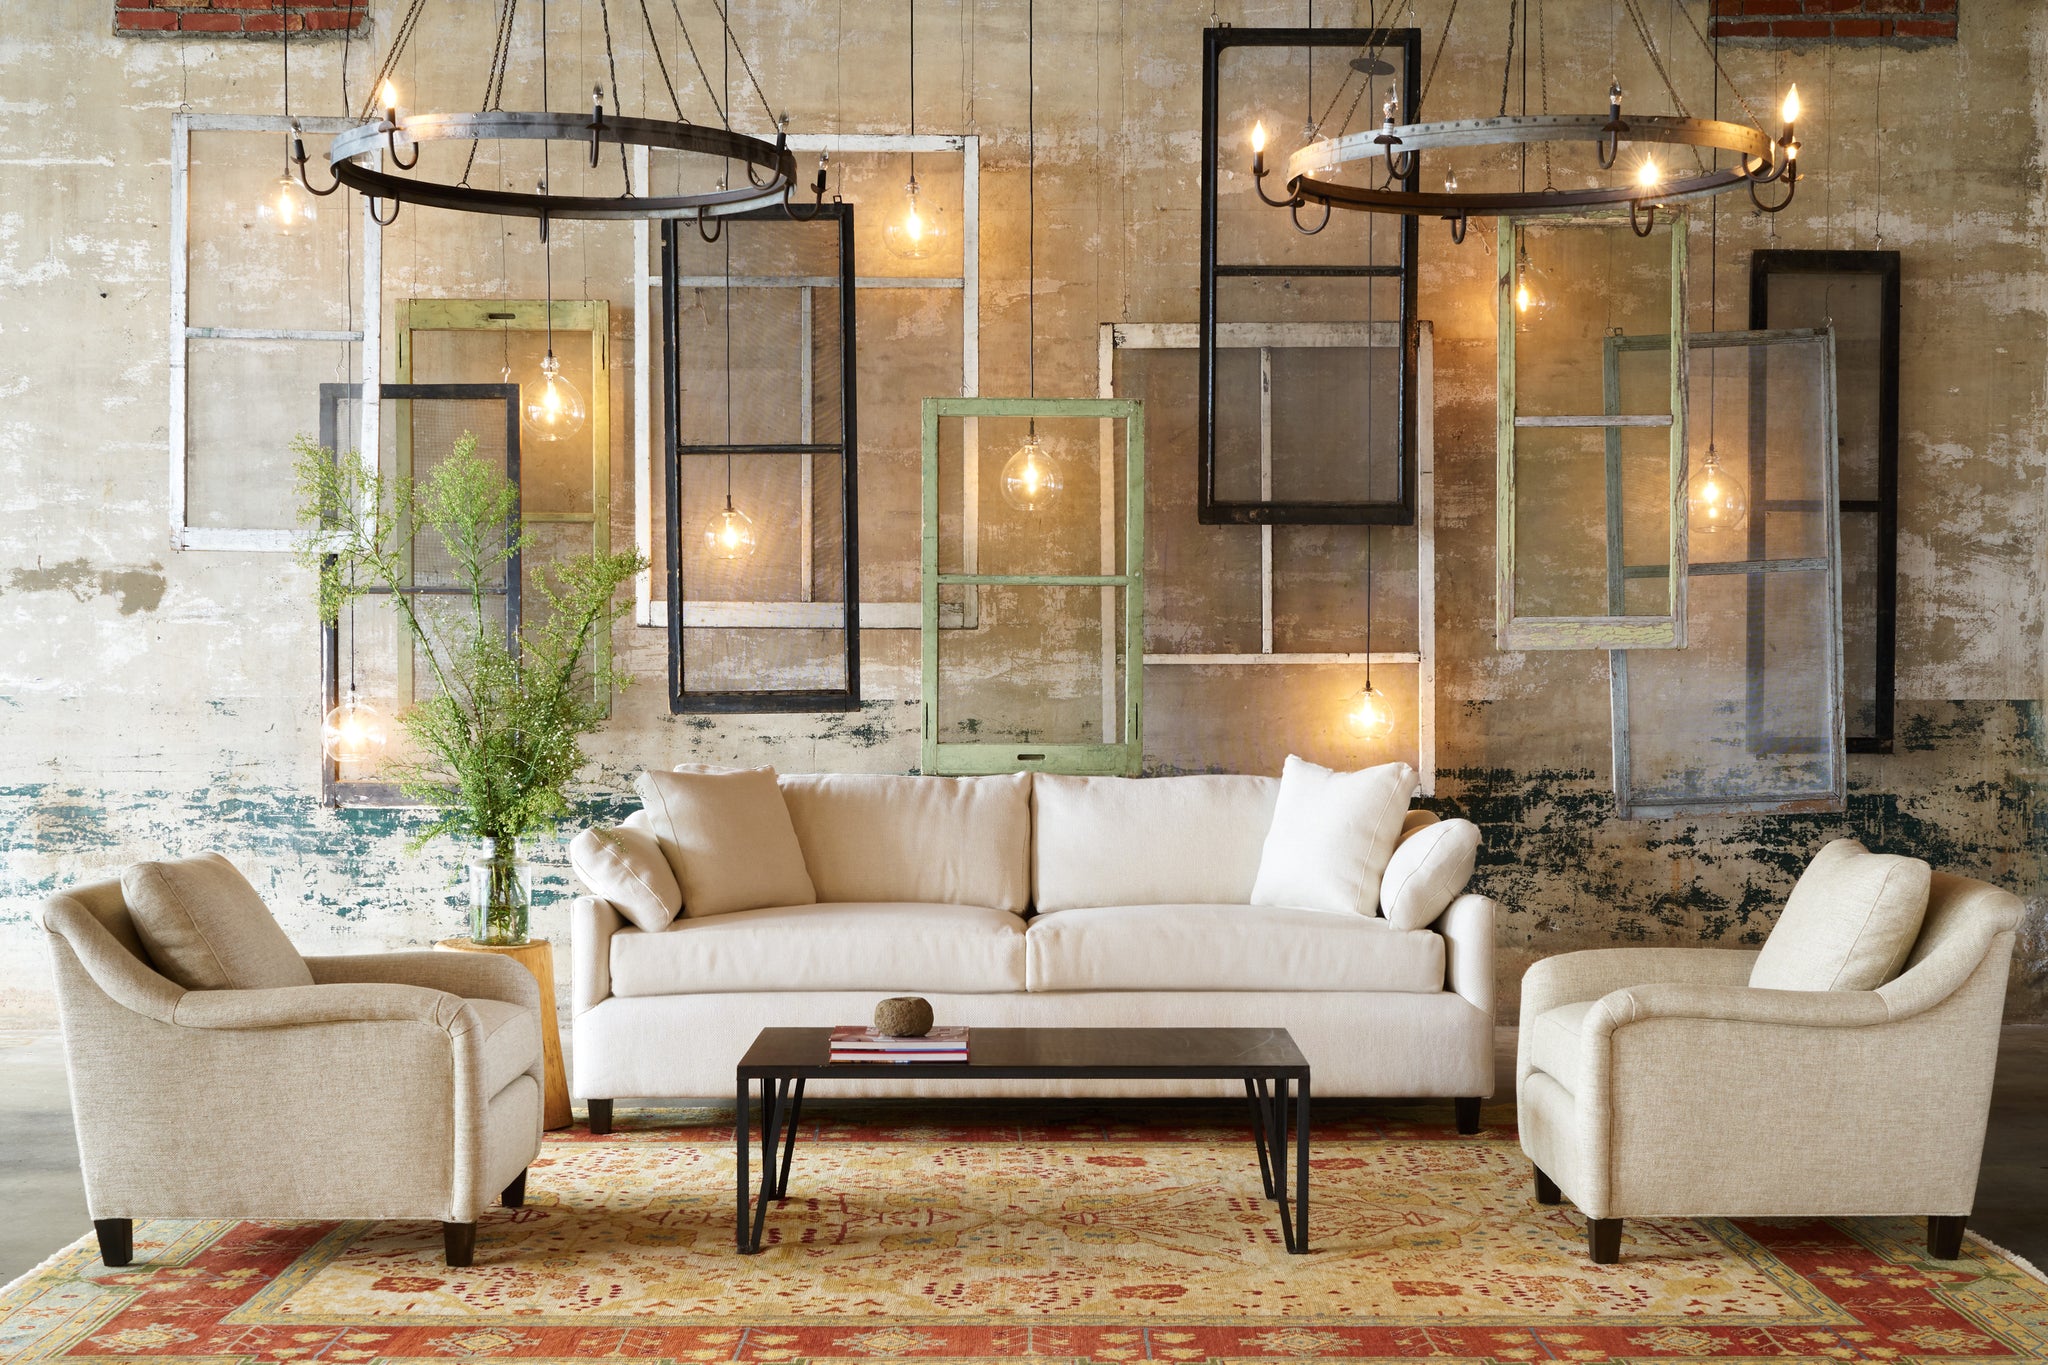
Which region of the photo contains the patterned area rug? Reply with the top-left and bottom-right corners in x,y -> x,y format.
4,1101 -> 2046,1362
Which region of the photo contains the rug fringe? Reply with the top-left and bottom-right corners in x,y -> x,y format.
1969,1229 -> 2048,1285
0,1234 -> 88,1300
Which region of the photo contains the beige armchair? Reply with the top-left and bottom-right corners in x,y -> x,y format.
1518,868 -> 2021,1264
41,873 -> 545,1268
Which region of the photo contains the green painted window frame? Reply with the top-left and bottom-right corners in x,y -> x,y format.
921,396 -> 1145,776
1496,212 -> 1689,651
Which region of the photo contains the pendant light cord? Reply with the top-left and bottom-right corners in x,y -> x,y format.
908,0 -> 918,180
540,0 -> 555,361
281,2 -> 293,170
1026,0 -> 1036,432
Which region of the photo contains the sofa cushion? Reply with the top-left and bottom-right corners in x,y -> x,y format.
1528,1000 -> 1596,1094
569,825 -> 683,932
466,997 -> 543,1098
609,902 -> 1028,996
121,853 -> 313,992
1032,774 -> 1279,912
635,767 -> 816,918
1250,756 -> 1416,917
780,772 -> 1031,913
1379,818 -> 1482,930
1024,903 -> 1446,993
1750,838 -> 1932,992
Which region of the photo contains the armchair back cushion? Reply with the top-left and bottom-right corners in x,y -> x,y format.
781,773 -> 1032,912
1250,757 -> 1415,917
1031,774 -> 1278,912
635,768 -> 816,918
120,853 -> 312,992
1750,838 -> 1932,992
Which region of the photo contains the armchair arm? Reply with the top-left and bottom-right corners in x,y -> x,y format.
1518,946 -> 1758,1085
1433,893 -> 1495,1016
170,981 -> 485,1033
305,951 -> 538,1011
39,894 -> 184,1023
1589,980 -> 1890,1033
571,895 -> 622,1016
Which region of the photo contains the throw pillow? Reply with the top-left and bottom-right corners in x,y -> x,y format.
1379,817 -> 1482,930
121,852 -> 314,992
634,767 -> 817,918
569,824 -> 684,932
1249,756 -> 1416,916
1750,838 -> 1932,991
1398,808 -> 1441,843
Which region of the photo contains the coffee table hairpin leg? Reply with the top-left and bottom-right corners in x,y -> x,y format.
736,1075 -> 806,1254
1245,1074 -> 1310,1253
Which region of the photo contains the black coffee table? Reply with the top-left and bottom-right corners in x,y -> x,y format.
735,1025 -> 1311,1255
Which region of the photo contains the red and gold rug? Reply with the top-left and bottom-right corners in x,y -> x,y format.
4,1102 -> 2045,1361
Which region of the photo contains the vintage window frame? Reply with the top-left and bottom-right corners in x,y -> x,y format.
316,382 -> 523,808
1200,26 -> 1420,526
1750,249 -> 1899,754
660,207 -> 861,713
1607,327 -> 1845,819
1497,211 -> 1690,650
632,133 -> 980,632
1104,320 -> 1437,794
921,396 -> 1144,776
170,112 -> 382,552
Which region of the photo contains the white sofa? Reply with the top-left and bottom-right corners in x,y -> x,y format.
570,771 -> 1496,1122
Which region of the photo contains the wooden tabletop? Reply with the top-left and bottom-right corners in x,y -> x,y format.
738,1026 -> 1309,1080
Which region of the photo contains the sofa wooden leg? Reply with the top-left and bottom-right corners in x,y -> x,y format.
502,1171 -> 527,1208
1534,1167 -> 1562,1205
1454,1097 -> 1481,1134
93,1218 -> 132,1267
1587,1217 -> 1623,1264
587,1099 -> 613,1135
1928,1214 -> 1968,1260
443,1221 -> 477,1267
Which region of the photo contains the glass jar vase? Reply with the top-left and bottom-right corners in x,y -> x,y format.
468,854 -> 532,946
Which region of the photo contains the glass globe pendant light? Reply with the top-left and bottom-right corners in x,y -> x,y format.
883,1 -> 946,261
262,6 -> 317,236
700,235 -> 762,559
1001,429 -> 1063,512
1001,1 -> 1061,516
1688,442 -> 1749,535
1513,241 -> 1552,322
521,230 -> 587,443
1345,526 -> 1395,743
322,688 -> 390,763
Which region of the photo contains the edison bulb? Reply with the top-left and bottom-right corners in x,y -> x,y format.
1781,83 -> 1801,125
259,172 -> 316,236
1637,156 -> 1662,190
321,689 -> 389,763
883,176 -> 945,260
1513,246 -> 1552,322
381,80 -> 401,116
1688,445 -> 1749,535
704,503 -> 758,559
1250,121 -> 1267,156
1345,683 -> 1396,742
522,351 -> 586,443
1000,433 -> 1063,513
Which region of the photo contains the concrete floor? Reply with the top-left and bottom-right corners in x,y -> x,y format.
2,1026 -> 2042,1286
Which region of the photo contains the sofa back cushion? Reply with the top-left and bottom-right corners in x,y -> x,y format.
1750,837 -> 1932,992
1032,773 -> 1279,912
121,853 -> 313,992
779,773 -> 1032,912
635,767 -> 817,918
1250,756 -> 1416,917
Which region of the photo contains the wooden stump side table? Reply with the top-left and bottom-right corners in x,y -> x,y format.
435,937 -> 572,1131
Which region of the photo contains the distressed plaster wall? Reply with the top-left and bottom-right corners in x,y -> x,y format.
1,0 -> 2042,1030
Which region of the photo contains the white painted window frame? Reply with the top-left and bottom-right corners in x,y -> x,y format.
1102,320 -> 1437,793
169,113 -> 382,552
632,132 -> 980,631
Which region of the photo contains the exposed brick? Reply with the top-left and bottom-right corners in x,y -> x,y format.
1893,15 -> 1957,33
1769,18 -> 1837,35
1830,17 -> 1890,35
1741,0 -> 1802,14
1801,0 -> 1870,13
298,9 -> 359,29
1918,0 -> 1956,11
178,10 -> 244,28
1713,18 -> 1774,35
115,0 -> 368,35
114,7 -> 178,26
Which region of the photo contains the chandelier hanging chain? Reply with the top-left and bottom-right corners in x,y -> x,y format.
596,0 -> 633,190
1416,0 -> 1458,115
358,0 -> 431,121
704,0 -> 778,128
1669,0 -> 1762,130
668,0 -> 727,127
1496,0 -> 1517,119
458,0 -> 521,189
636,0 -> 688,121
1537,0 -> 1554,190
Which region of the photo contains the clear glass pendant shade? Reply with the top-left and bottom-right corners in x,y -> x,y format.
1688,445 -> 1749,535
320,689 -> 389,763
1000,433 -> 1063,512
522,351 -> 586,443
1345,682 -> 1396,741
259,172 -> 317,236
704,502 -> 759,559
883,177 -> 945,260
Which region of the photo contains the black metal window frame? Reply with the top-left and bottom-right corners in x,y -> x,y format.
317,382 -> 523,807
660,206 -> 861,713
1199,25 -> 1420,527
1749,249 -> 1900,753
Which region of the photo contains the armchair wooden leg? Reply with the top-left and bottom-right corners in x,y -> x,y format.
443,1221 -> 477,1267
1587,1217 -> 1623,1264
1534,1167 -> 1563,1205
586,1099 -> 613,1135
1928,1215 -> 1968,1260
502,1170 -> 527,1209
1454,1097 -> 1482,1134
93,1218 -> 132,1267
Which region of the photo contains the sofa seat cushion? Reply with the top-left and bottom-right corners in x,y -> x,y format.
465,997 -> 543,1098
1024,904 -> 1446,993
610,902 -> 1028,997
1528,1000 -> 1597,1094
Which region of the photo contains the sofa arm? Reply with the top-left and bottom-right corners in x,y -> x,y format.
169,981 -> 486,1033
1433,893 -> 1495,1016
306,951 -> 538,1011
571,895 -> 622,1016
1517,946 -> 1758,1087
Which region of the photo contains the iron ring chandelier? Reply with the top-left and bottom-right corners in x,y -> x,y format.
1254,91 -> 1801,240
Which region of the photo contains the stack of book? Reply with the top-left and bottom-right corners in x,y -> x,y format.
829,1025 -> 970,1063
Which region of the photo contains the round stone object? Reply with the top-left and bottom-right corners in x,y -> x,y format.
873,996 -> 935,1038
